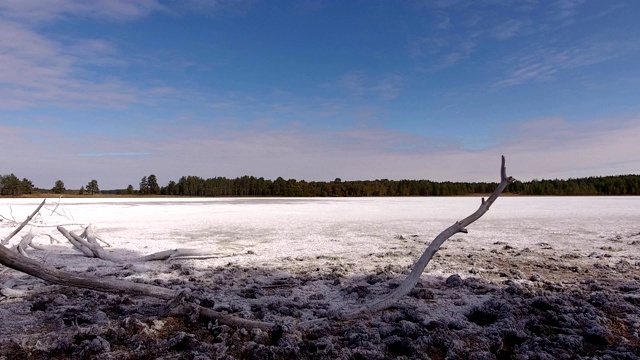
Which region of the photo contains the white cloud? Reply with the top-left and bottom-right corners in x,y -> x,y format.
0,0 -> 163,23
0,20 -> 141,109
3,115 -> 639,189
336,72 -> 404,101
410,34 -> 477,71
495,62 -> 556,87
490,19 -> 525,40
550,0 -> 585,23
498,117 -> 640,179
0,0 -> 260,110
496,40 -> 639,87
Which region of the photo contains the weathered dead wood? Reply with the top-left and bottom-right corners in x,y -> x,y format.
168,293 -> 283,333
44,234 -> 61,244
27,241 -> 46,251
339,155 -> 514,319
0,202 -> 280,333
1,199 -> 46,245
0,245 -> 280,331
12,227 -> 53,255
0,243 -> 175,298
14,229 -> 36,258
46,196 -> 65,218
57,225 -> 211,262
80,225 -> 112,247
135,248 -> 212,261
56,226 -> 95,257
0,283 -> 26,298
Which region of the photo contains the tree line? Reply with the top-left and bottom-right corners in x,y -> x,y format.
1,173 -> 639,197
0,175 -> 98,196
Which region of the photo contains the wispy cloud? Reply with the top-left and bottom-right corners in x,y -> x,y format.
0,0 -> 259,110
66,39 -> 126,67
0,0 -> 163,23
496,40 -> 638,87
410,0 -> 597,73
489,19 -> 526,40
410,35 -> 477,71
0,19 -> 141,109
79,152 -> 152,157
335,72 -> 404,101
499,116 -> 640,179
4,113 -> 639,189
550,0 -> 585,24
495,60 -> 556,87
0,0 -> 259,24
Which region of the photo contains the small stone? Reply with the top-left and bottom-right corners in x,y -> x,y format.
615,260 -> 632,273
83,336 -> 110,355
409,288 -> 434,300
445,274 -> 463,287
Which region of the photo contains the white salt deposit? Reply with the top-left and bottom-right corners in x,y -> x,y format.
2,196 -> 638,276
2,196 -> 640,358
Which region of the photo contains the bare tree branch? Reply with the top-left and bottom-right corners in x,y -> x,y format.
57,225 -> 212,262
0,244 -> 280,331
339,155 -> 514,319
0,201 -> 279,333
1,199 -> 46,245
56,226 -> 95,257
81,225 -> 113,248
47,197 -> 60,216
14,228 -> 36,258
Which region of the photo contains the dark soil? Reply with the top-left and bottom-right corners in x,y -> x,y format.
1,251 -> 640,360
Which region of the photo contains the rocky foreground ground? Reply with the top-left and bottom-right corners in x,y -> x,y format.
1,231 -> 640,359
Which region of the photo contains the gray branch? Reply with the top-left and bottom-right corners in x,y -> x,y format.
57,225 -> 212,262
1,199 -> 46,245
0,202 -> 279,333
339,156 -> 514,319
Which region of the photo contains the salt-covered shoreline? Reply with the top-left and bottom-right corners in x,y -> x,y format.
1,197 -> 639,358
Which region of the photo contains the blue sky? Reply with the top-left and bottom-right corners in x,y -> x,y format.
1,0 -> 639,189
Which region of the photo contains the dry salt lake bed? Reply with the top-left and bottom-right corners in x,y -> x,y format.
1,196 -> 639,359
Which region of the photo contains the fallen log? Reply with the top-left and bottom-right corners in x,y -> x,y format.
0,200 -> 280,333
57,225 -> 213,262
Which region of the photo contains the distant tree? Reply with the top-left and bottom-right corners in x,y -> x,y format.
79,186 -> 85,195
52,180 -> 66,194
86,180 -> 100,195
164,180 -> 178,195
0,174 -> 22,196
139,176 -> 149,195
142,173 -> 640,198
126,184 -> 134,195
21,178 -> 34,194
0,174 -> 28,196
147,174 -> 160,195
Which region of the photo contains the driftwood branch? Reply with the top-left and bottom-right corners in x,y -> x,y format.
0,203 -> 279,333
14,228 -> 36,258
1,199 -> 46,245
340,155 -> 514,319
57,225 -> 211,262
0,245 -> 279,331
79,226 -> 111,247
